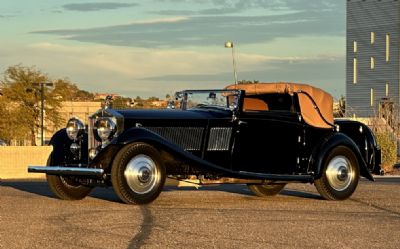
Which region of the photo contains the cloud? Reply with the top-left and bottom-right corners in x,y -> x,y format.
152,7 -> 240,16
62,2 -> 138,12
1,42 -> 343,98
32,8 -> 344,48
0,14 -> 15,18
140,55 -> 345,98
152,0 -> 341,15
1,42 -> 266,94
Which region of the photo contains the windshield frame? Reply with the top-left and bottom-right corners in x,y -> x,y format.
175,89 -> 242,111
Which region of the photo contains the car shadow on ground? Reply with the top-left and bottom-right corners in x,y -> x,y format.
163,184 -> 322,199
0,180 -> 55,198
0,179 -> 120,202
0,180 -> 322,202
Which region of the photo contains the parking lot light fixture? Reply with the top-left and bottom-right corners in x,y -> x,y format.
224,41 -> 238,86
32,82 -> 54,146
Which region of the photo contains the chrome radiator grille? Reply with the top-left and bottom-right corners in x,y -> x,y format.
146,127 -> 204,151
88,117 -> 101,159
207,127 -> 232,151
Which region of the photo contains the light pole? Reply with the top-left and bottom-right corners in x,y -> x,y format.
224,41 -> 238,86
32,82 -> 53,146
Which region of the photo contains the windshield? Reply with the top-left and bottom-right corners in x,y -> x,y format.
176,90 -> 240,111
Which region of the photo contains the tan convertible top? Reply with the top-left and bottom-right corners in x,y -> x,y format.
226,82 -> 334,129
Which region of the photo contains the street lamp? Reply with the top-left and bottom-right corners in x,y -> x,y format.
224,41 -> 238,86
32,82 -> 54,146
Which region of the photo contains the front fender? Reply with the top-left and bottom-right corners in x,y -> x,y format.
48,128 -> 89,165
113,128 -> 237,176
311,133 -> 374,181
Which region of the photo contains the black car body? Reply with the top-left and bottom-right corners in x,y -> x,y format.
28,83 -> 381,204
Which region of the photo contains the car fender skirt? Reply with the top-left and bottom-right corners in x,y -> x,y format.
312,133 -> 374,181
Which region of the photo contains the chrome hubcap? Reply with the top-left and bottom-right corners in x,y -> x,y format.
326,155 -> 354,191
124,154 -> 160,194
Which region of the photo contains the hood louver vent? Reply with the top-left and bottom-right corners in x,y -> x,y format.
146,127 -> 204,151
207,127 -> 232,151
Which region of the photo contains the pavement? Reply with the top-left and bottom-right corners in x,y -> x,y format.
0,178 -> 399,249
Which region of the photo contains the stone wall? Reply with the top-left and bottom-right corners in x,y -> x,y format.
0,146 -> 51,179
0,146 -> 197,187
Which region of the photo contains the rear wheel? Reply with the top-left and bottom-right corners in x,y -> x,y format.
314,146 -> 360,200
247,183 -> 286,197
111,143 -> 166,205
46,153 -> 93,200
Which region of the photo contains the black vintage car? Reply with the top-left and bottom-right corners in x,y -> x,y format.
28,83 -> 381,204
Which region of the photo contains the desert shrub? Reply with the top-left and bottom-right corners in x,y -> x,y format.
375,131 -> 397,172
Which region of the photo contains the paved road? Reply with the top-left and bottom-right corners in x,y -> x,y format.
0,178 -> 399,249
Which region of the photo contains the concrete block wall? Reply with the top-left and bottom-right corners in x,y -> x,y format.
0,146 -> 199,187
0,146 -> 52,179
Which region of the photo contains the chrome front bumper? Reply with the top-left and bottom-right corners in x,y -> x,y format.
28,166 -> 104,177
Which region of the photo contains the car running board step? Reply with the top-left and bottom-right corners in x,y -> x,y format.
238,171 -> 313,182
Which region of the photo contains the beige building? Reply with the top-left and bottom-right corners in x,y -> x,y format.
61,101 -> 102,124
40,101 -> 101,144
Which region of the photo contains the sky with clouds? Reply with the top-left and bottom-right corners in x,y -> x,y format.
0,0 -> 345,98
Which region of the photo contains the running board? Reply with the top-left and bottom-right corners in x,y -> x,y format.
238,171 -> 314,182
28,166 -> 104,177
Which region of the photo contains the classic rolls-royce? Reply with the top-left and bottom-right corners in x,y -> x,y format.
28,83 -> 381,204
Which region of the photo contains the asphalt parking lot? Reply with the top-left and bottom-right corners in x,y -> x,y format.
0,178 -> 399,249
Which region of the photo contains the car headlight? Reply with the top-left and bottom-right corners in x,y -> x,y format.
94,117 -> 117,142
66,118 -> 85,140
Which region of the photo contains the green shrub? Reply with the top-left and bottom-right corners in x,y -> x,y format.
375,131 -> 397,172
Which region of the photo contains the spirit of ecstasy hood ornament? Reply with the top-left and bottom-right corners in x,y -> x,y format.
103,95 -> 113,109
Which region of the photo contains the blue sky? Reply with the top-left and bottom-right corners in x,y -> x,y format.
0,0 -> 345,98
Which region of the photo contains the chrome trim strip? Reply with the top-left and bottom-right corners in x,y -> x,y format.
28,166 -> 104,176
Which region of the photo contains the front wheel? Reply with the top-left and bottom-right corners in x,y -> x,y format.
314,146 -> 360,200
111,143 -> 166,205
46,153 -> 93,200
247,183 -> 286,197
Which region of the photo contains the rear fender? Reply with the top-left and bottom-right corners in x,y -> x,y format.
334,120 -> 382,174
311,133 -> 374,181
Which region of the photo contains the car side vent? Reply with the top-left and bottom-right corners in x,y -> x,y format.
207,127 -> 232,151
146,127 -> 204,151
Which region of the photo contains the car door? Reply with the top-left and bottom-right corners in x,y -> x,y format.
232,102 -> 303,174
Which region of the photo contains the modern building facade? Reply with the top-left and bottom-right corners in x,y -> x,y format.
346,0 -> 399,117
